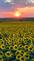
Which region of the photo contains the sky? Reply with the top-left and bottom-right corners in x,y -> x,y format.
0,0 -> 34,18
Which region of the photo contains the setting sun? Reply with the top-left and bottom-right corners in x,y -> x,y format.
14,11 -> 21,17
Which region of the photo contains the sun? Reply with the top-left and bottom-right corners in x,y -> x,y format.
14,11 -> 21,17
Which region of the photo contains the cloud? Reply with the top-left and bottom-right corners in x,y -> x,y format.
0,0 -> 34,7
0,0 -> 34,18
0,0 -> 34,11
4,0 -> 15,4
4,0 -> 12,3
31,0 -> 34,3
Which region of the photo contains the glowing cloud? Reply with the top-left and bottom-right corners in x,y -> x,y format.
31,0 -> 34,3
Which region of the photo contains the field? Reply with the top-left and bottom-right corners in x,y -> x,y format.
0,21 -> 34,33
0,21 -> 34,61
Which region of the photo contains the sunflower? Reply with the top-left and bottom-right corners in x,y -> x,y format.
5,51 -> 13,58
23,52 -> 30,60
20,56 -> 25,61
13,45 -> 18,50
0,58 -> 3,61
0,44 -> 5,50
32,58 -> 34,61
0,51 -> 3,58
28,45 -> 34,52
16,54 -> 21,61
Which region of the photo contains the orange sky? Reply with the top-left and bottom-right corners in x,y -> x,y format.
0,7 -> 34,18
